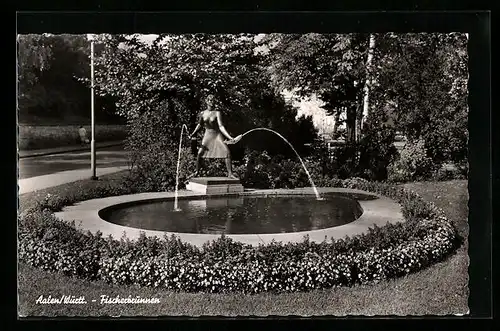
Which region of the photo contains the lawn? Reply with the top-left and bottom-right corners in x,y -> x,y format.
18,124 -> 127,151
17,175 -> 469,316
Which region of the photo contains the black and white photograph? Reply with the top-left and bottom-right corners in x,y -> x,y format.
17,13 -> 480,317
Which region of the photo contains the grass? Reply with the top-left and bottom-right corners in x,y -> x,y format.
18,124 -> 127,151
17,175 -> 469,316
18,171 -> 129,212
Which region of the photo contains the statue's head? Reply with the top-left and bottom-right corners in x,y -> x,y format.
205,94 -> 216,108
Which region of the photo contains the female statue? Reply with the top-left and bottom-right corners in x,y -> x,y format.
188,94 -> 242,179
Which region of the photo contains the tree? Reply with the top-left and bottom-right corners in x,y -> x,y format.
91,33 -> 319,190
17,34 -> 119,123
93,34 -> 261,121
371,33 -> 468,165
17,34 -> 53,114
359,34 -> 376,139
93,33 -> 317,154
261,33 -> 372,143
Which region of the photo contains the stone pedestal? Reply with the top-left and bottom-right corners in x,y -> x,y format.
186,177 -> 244,195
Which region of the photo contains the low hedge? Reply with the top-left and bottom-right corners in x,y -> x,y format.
18,177 -> 460,294
18,125 -> 128,151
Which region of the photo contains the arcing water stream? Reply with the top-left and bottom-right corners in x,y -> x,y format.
234,128 -> 322,200
174,126 -> 322,211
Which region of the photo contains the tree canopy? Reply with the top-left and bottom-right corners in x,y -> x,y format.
17,34 -> 119,123
92,34 -> 262,121
260,33 -> 372,142
261,32 -> 468,165
17,32 -> 468,168
371,33 -> 468,164
91,33 -> 318,157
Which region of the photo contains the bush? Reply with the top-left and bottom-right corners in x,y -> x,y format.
431,166 -> 467,181
18,176 -> 460,294
123,97 -> 200,192
233,151 -> 319,189
328,143 -> 360,179
310,125 -> 398,182
122,90 -> 320,192
126,145 -> 195,192
388,139 -> 436,183
357,125 -> 399,181
421,115 -> 468,168
196,158 -> 233,178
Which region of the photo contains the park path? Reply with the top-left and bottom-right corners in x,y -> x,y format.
18,140 -> 124,159
18,166 -> 129,195
18,140 -> 129,194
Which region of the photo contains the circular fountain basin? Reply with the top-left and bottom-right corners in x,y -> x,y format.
55,188 -> 404,247
99,193 -> 368,235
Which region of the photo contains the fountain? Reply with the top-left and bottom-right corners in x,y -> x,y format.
177,126 -> 322,212
102,193 -> 364,235
62,128 -> 395,247
173,124 -> 189,211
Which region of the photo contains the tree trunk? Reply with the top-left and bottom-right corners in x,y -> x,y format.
361,34 -> 376,131
346,106 -> 356,143
332,108 -> 341,138
355,102 -> 363,142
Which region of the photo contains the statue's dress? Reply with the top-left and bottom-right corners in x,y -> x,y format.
199,112 -> 230,159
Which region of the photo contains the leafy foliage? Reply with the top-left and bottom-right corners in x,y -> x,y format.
262,33 -> 371,143
357,123 -> 399,180
18,32 -> 468,177
371,33 -> 468,166
92,34 -> 263,121
17,34 -> 120,123
91,34 -> 319,187
263,33 -> 369,99
232,151 -> 313,189
17,34 -> 53,90
17,34 -> 111,122
264,32 -> 468,169
388,139 -> 436,183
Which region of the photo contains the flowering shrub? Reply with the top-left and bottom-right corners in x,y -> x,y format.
124,147 -> 342,192
388,139 -> 436,183
18,178 -> 460,294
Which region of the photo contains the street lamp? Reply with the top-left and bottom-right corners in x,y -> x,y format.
87,34 -> 97,180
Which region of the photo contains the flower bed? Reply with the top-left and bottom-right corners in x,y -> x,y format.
18,178 -> 460,294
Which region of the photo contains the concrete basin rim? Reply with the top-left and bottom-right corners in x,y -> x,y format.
96,188 -> 377,221
53,187 -> 404,246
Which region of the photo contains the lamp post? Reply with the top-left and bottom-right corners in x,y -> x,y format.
87,34 -> 98,180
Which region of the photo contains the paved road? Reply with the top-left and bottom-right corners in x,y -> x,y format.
18,145 -> 130,179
